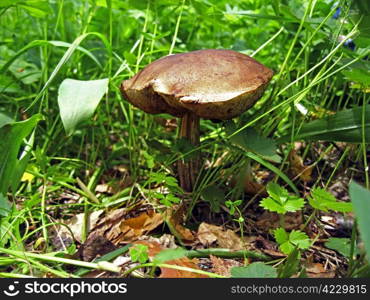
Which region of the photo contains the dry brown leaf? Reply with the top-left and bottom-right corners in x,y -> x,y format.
119,210 -> 163,242
77,235 -> 116,262
197,222 -> 244,251
306,262 -> 336,278
210,255 -> 241,277
56,210 -> 104,244
166,207 -> 195,242
133,241 -> 208,278
288,150 -> 313,182
87,207 -> 162,245
159,257 -> 208,278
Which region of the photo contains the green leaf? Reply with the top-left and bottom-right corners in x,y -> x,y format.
129,244 -> 149,264
225,121 -> 280,163
325,237 -> 356,258
267,182 -> 289,200
58,78 -> 109,135
308,188 -> 352,212
0,74 -> 22,93
260,182 -> 305,214
9,58 -> 41,85
201,185 -> 225,213
0,114 -> 42,196
349,181 -> 370,261
260,197 -> 287,214
159,194 -> 180,207
18,0 -> 51,18
0,217 -> 11,247
153,248 -> 188,263
231,262 -> 277,278
0,113 -> 13,128
273,228 -> 310,255
0,193 -> 11,217
245,152 -> 299,194
289,230 -> 311,250
278,247 -> 300,278
10,133 -> 35,194
278,105 -> 370,143
273,227 -> 289,245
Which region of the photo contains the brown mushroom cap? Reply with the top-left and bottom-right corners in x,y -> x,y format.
121,49 -> 273,120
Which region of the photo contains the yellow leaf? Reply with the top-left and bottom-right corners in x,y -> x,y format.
21,172 -> 34,182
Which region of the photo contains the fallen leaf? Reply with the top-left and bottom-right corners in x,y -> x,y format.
306,262 -> 336,278
77,235 -> 116,262
87,207 -> 162,245
119,210 -> 163,242
159,257 -> 208,278
166,206 -> 195,242
56,210 -> 104,244
210,255 -> 241,277
133,241 -> 208,278
197,223 -> 244,251
288,150 -> 313,182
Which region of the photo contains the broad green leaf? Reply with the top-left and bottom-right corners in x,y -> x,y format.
280,240 -> 295,255
0,0 -> 22,7
153,248 -> 188,263
0,193 -> 11,217
0,0 -> 50,17
10,132 -> 35,194
342,69 -> 370,86
0,114 -> 42,196
58,78 -> 109,135
18,0 -> 51,18
289,230 -> 311,250
308,188 -> 352,212
201,185 -> 225,213
325,237 -> 356,258
260,182 -> 305,214
273,227 -> 289,245
260,198 -> 287,214
0,74 -> 22,93
350,0 -> 370,38
349,181 -> 370,261
0,113 -> 13,128
273,228 -> 310,255
278,105 -> 370,143
9,58 -> 41,85
231,262 -> 277,278
225,121 -> 280,162
0,217 -> 11,247
267,182 -> 289,200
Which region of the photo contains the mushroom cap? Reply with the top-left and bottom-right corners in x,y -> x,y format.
121,49 -> 273,120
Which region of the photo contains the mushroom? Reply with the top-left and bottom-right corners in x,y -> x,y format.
121,49 -> 273,192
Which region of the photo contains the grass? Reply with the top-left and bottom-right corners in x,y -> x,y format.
0,0 -> 369,278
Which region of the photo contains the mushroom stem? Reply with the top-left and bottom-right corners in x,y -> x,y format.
178,112 -> 200,192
